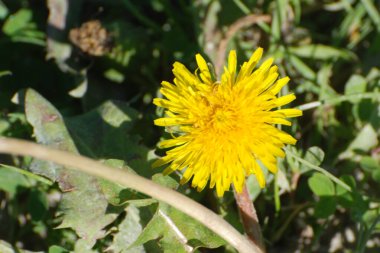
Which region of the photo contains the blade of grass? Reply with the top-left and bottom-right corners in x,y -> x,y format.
276,0 -> 287,29
335,4 -> 365,45
232,0 -> 251,15
290,0 -> 301,24
271,1 -> 281,43
361,0 -> 380,32
348,19 -> 373,49
288,54 -> 316,80
357,214 -> 380,253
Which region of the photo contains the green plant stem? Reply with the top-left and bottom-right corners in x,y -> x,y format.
357,215 -> 380,253
297,92 -> 380,111
232,0 -> 251,14
285,149 -> 351,191
274,170 -> 281,215
234,184 -> 265,252
0,137 -> 262,253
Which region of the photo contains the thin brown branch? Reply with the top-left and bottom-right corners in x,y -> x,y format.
215,14 -> 271,77
234,184 -> 266,252
0,138 -> 263,253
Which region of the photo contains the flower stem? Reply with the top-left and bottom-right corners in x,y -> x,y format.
234,184 -> 266,252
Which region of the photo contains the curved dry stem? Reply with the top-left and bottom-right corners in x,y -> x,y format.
215,14 -> 271,76
0,138 -> 262,253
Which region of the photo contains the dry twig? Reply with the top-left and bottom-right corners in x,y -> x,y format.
215,14 -> 271,76
0,138 -> 263,253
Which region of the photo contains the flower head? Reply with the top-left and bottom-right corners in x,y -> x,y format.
153,48 -> 302,197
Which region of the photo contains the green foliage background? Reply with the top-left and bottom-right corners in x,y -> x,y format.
0,0 -> 379,252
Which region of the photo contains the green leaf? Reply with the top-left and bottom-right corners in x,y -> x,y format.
0,119 -> 10,134
0,165 -> 30,197
9,33 -> 45,46
0,1 -> 8,20
128,173 -> 225,252
359,156 -> 380,192
314,197 -> 336,218
27,189 -> 48,221
344,74 -> 367,96
109,205 -> 146,253
246,173 -> 264,201
339,124 -> 379,160
351,193 -> 370,222
24,89 -> 122,248
360,156 -> 380,172
104,68 -> 125,83
1,8 -> 45,46
0,240 -> 43,253
372,169 -> 380,183
301,146 -> 325,173
48,246 -> 70,253
98,159 -> 146,207
132,202 -> 225,252
73,239 -> 98,253
0,164 -> 52,185
344,75 -> 367,110
348,124 -> 378,152
64,100 -> 155,177
65,100 -> 137,158
305,147 -> 325,166
336,175 -> 355,208
362,207 -> 380,228
0,70 -> 12,77
2,9 -> 32,35
152,173 -> 179,189
308,173 -> 335,196
24,89 -> 156,250
336,175 -> 356,195
25,88 -> 78,184
289,44 -> 355,60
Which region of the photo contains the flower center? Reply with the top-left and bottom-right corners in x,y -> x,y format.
209,104 -> 238,132
193,90 -> 242,134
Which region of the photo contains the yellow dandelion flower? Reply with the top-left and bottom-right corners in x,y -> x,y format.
153,48 -> 302,197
